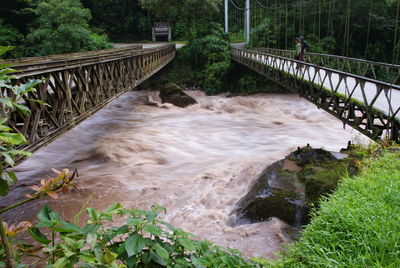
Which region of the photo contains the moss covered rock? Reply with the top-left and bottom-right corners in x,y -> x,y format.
159,82 -> 197,108
232,146 -> 358,227
232,160 -> 307,227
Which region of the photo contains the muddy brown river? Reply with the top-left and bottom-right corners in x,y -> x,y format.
1,90 -> 368,259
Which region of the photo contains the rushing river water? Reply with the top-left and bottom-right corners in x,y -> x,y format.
2,90 -> 367,258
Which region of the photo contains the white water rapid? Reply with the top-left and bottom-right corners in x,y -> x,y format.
1,90 -> 368,259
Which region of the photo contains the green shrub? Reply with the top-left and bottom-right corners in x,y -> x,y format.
26,0 -> 112,56
0,21 -> 25,59
249,18 -> 277,48
2,203 -> 264,267
87,33 -> 113,51
280,148 -> 400,267
179,22 -> 231,95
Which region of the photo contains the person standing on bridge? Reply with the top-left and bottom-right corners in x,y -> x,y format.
295,37 -> 302,68
300,36 -> 308,61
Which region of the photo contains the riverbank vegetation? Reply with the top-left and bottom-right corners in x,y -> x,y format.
276,145 -> 400,267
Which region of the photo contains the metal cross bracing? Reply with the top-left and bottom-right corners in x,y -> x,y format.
252,47 -> 400,86
232,48 -> 400,142
3,44 -> 176,153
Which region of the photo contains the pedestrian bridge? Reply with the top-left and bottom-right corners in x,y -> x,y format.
4,44 -> 175,152
4,43 -> 400,154
233,48 -> 400,142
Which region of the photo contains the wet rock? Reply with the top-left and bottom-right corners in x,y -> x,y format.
288,146 -> 342,167
231,160 -> 307,227
232,146 -> 352,227
159,82 -> 197,108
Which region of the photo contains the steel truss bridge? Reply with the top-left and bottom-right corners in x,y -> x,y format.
233,48 -> 400,142
3,44 -> 175,152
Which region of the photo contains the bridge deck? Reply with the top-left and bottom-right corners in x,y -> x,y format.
233,48 -> 400,141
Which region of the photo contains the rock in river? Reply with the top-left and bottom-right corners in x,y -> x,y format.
159,82 -> 197,108
231,146 -> 351,227
231,159 -> 306,227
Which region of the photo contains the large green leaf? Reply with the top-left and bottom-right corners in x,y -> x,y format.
178,237 -> 196,251
7,150 -> 31,157
28,227 -> 51,244
124,233 -> 147,257
0,125 -> 12,132
0,178 -> 9,196
0,97 -> 14,108
54,222 -> 82,233
37,205 -> 60,223
0,68 -> 17,75
150,250 -> 168,266
126,217 -> 144,226
0,152 -> 14,166
0,46 -> 14,56
0,132 -> 27,145
103,203 -> 123,215
6,171 -> 17,184
14,103 -> 31,115
52,257 -> 68,268
0,118 -> 8,125
86,208 -> 100,221
144,224 -> 162,236
86,232 -> 97,250
154,243 -> 169,259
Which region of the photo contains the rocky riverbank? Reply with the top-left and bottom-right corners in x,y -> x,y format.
230,145 -> 363,228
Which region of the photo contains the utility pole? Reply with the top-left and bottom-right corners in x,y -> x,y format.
225,0 -> 229,33
245,0 -> 250,44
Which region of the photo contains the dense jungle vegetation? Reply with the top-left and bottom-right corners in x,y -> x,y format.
2,0 -> 400,63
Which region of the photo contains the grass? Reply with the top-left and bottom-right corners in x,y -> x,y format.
279,147 -> 400,267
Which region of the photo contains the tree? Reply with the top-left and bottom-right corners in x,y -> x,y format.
26,0 -> 111,56
139,0 -> 221,34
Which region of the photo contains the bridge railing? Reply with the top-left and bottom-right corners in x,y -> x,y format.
2,44 -> 175,152
232,48 -> 400,141
5,45 -> 143,66
253,47 -> 400,86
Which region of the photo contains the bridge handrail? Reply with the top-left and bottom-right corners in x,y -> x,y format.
234,48 -> 400,91
5,44 -> 174,77
252,47 -> 400,68
5,44 -> 175,77
4,44 -> 143,65
252,47 -> 400,85
232,48 -> 400,141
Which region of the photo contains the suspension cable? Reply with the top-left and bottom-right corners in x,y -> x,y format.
230,0 -> 246,11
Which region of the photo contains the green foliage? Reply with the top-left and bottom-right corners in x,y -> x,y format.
139,0 -> 220,32
26,0 -> 111,56
86,33 -> 113,51
280,147 -> 400,267
0,46 -> 41,196
6,203 -> 262,267
0,21 -> 25,59
249,18 -> 278,48
180,22 -> 231,95
229,31 -> 245,43
82,0 -> 151,41
304,34 -> 336,54
173,22 -> 189,41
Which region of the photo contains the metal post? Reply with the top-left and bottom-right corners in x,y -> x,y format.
225,0 -> 229,33
246,0 -> 250,44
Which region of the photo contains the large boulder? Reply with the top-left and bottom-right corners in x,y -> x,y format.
231,160 -> 307,227
159,82 -> 197,108
231,146 -> 351,227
